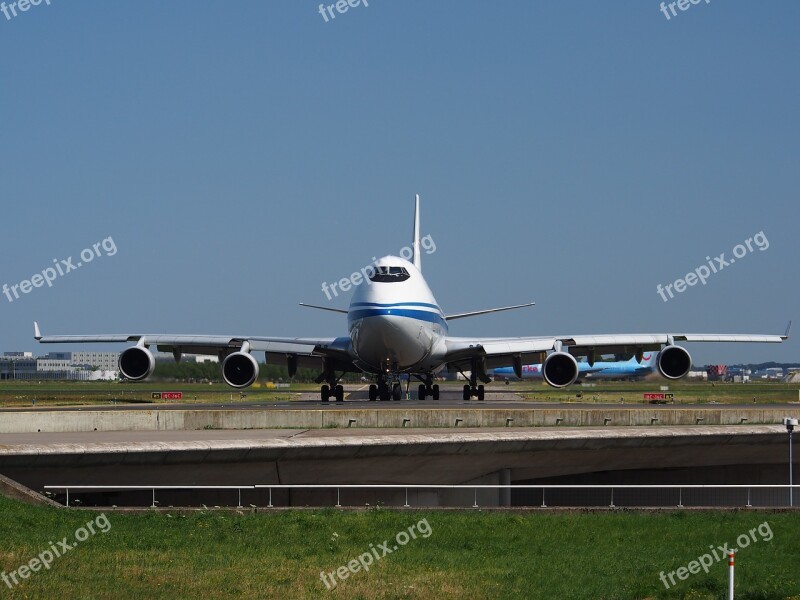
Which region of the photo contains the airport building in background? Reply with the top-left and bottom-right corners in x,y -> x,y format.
0,351 -> 120,381
0,354 -> 37,380
44,351 -> 120,371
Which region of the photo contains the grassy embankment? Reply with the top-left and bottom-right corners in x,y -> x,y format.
0,495 -> 799,599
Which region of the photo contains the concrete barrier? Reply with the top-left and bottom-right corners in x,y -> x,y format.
0,406 -> 799,433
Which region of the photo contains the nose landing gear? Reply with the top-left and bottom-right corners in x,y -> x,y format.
368,378 -> 395,401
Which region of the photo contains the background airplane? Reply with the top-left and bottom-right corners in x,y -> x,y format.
491,353 -> 657,382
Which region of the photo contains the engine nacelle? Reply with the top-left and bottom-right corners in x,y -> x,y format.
118,346 -> 156,381
222,352 -> 259,388
542,351 -> 579,388
657,345 -> 692,380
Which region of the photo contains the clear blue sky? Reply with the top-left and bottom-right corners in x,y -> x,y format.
1,0 -> 797,364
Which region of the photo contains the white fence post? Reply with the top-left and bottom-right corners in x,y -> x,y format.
728,550 -> 735,600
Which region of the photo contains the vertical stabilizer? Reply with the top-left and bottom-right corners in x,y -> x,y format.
412,194 -> 421,271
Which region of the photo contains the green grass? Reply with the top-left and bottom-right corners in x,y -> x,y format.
0,380 -> 309,407
1,380 -> 798,409
509,379 -> 800,405
1,496 -> 800,599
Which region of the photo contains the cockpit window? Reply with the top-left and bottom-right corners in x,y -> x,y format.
369,266 -> 410,283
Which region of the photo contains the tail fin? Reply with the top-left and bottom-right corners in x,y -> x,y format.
412,194 -> 421,272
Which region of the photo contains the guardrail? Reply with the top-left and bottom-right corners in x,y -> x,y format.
42,484 -> 800,509
43,485 -> 254,509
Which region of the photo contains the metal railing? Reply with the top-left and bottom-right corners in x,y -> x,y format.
42,484 -> 800,509
43,485 -> 254,509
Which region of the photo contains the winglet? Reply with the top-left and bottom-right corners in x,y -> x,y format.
412,194 -> 421,272
34,321 -> 42,340
784,320 -> 792,340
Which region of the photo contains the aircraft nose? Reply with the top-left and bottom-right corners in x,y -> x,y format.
352,314 -> 426,370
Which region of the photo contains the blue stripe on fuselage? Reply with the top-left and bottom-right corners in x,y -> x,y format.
348,308 -> 447,329
350,301 -> 441,310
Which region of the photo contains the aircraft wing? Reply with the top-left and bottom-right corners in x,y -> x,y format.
444,323 -> 790,377
34,322 -> 353,371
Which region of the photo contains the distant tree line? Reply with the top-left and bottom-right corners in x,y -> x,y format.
727,362 -> 800,370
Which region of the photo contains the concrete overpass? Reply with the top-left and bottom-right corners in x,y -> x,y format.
0,424 -> 796,508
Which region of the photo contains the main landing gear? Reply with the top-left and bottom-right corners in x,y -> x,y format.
318,366 -> 346,402
463,384 -> 485,401
366,374 -> 439,402
461,362 -> 487,401
416,374 -> 439,400
320,383 -> 344,402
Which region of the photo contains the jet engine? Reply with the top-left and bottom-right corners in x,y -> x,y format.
656,345 -> 692,380
542,351 -> 579,388
222,351 -> 259,388
118,346 -> 156,381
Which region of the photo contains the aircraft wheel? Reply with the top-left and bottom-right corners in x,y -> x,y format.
418,384 -> 427,400
432,384 -> 440,400
335,384 -> 344,402
477,385 -> 485,401
463,384 -> 471,401
321,385 -> 330,402
368,384 -> 378,401
392,384 -> 402,401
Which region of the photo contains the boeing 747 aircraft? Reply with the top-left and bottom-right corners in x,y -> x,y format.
35,196 -> 790,402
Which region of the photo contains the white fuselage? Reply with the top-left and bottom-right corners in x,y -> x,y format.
347,256 -> 447,374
